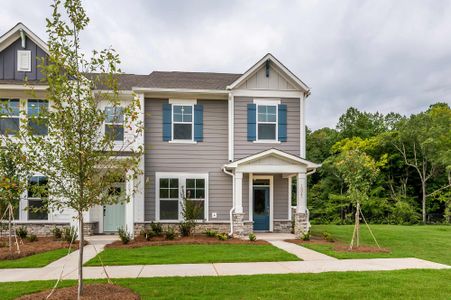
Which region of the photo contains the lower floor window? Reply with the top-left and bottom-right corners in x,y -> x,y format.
157,174 -> 207,221
27,175 -> 48,221
28,199 -> 48,220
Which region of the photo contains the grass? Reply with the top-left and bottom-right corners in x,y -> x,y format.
85,244 -> 299,266
305,225 -> 451,265
0,248 -> 69,269
1,269 -> 450,299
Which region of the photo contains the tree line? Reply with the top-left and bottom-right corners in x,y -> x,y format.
305,103 -> 450,225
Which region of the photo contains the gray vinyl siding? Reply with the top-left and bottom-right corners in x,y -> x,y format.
144,99 -> 232,221
0,37 -> 46,81
274,174 -> 289,219
234,97 -> 300,160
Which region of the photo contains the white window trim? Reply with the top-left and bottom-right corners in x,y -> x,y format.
27,99 -> 49,135
171,103 -> 195,143
17,50 -> 31,72
104,106 -> 125,142
253,98 -> 281,105
155,172 -> 209,222
1,98 -> 21,136
169,99 -> 197,105
27,175 -> 49,221
255,103 -> 278,143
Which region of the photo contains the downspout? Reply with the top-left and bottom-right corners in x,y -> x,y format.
222,167 -> 235,236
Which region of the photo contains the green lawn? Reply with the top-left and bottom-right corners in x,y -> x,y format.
304,225 -> 451,265
0,248 -> 69,269
85,244 -> 299,266
1,269 -> 450,299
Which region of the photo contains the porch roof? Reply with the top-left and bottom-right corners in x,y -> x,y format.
224,148 -> 321,173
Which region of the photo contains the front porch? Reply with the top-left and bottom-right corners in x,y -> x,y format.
224,149 -> 321,236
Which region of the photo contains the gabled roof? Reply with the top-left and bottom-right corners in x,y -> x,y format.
0,23 -> 48,53
225,148 -> 321,170
227,53 -> 310,92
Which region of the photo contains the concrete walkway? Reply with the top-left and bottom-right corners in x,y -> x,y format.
0,233 -> 449,282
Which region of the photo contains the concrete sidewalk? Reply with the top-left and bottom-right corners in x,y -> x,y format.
0,258 -> 448,282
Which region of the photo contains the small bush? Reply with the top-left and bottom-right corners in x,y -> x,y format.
322,231 -> 334,242
118,227 -> 131,244
150,222 -> 163,236
204,229 -> 217,237
248,233 -> 256,242
27,234 -> 38,242
16,226 -> 28,239
164,227 -> 176,240
216,232 -> 229,241
140,228 -> 156,241
179,221 -> 194,237
51,227 -> 63,240
300,230 -> 310,241
62,226 -> 78,243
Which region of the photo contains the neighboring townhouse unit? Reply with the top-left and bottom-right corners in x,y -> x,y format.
0,23 -> 320,237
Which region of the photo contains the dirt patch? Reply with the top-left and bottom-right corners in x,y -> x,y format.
16,283 -> 139,300
107,234 -> 269,248
0,237 -> 82,260
285,238 -> 390,253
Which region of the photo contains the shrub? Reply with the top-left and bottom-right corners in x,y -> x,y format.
179,221 -> 194,237
300,230 -> 310,241
204,229 -> 217,237
248,233 -> 256,242
140,228 -> 155,241
118,227 -> 131,244
27,234 -> 38,242
51,227 -> 63,240
164,227 -> 176,240
62,226 -> 78,243
15,226 -> 28,239
391,201 -> 421,224
322,231 -> 334,242
216,232 -> 229,241
150,222 -> 163,236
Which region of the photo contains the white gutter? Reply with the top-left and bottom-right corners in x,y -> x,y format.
222,167 -> 235,236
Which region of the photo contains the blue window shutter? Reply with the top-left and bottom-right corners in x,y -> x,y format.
162,103 -> 172,141
247,103 -> 256,141
278,104 -> 287,142
194,104 -> 203,142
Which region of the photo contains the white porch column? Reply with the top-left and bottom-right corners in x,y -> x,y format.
296,172 -> 307,213
234,172 -> 243,213
134,156 -> 145,223
125,170 -> 135,237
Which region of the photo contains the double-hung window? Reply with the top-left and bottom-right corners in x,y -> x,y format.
28,99 -> 48,135
27,175 -> 48,220
157,174 -> 208,221
105,107 -> 124,141
257,104 -> 277,141
172,105 -> 193,141
0,99 -> 20,135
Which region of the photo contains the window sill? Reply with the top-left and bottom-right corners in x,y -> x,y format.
253,140 -> 281,144
168,140 -> 197,144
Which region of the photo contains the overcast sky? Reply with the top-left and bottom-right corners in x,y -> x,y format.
2,0 -> 451,129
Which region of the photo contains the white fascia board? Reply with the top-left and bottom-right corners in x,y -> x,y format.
132,87 -> 228,95
231,89 -> 304,98
0,23 -> 49,53
0,84 -> 48,91
227,53 -> 310,92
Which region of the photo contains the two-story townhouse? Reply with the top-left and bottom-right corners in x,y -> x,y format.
0,23 -> 320,237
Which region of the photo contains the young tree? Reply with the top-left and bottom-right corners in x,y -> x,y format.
392,103 -> 451,223
21,0 -> 143,297
0,140 -> 30,255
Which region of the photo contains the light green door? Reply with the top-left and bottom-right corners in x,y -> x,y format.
103,203 -> 125,232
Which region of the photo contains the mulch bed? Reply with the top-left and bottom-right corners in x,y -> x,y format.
286,237 -> 390,253
0,237 -> 82,260
16,283 -> 139,300
107,234 -> 269,248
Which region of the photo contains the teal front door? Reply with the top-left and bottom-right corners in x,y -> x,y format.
253,186 -> 270,231
103,203 -> 125,232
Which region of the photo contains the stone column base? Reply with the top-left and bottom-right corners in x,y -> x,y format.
294,212 -> 309,236
232,213 -> 252,237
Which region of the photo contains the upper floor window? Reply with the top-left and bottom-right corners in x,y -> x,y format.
172,105 -> 193,141
257,104 -> 277,141
28,99 -> 48,135
0,99 -> 20,135
27,175 -> 48,220
17,50 -> 31,72
105,107 -> 124,141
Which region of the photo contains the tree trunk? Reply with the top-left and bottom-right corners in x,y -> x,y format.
77,214 -> 84,299
421,182 -> 426,224
355,202 -> 360,247
8,207 -> 12,254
